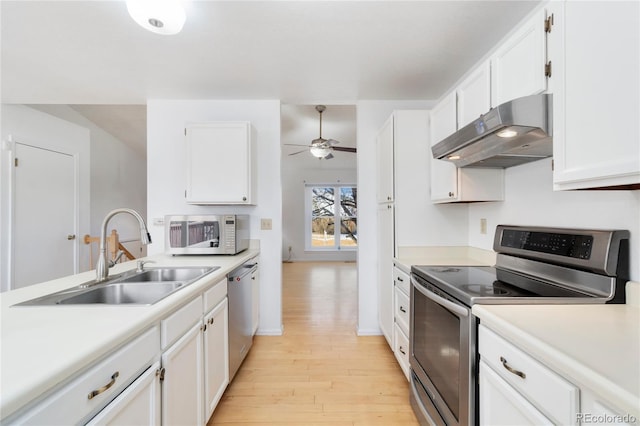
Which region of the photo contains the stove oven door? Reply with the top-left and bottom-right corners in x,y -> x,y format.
410,274 -> 476,426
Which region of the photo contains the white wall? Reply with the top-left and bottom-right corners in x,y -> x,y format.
468,158 -> 640,281
146,100 -> 283,335
27,105 -> 148,262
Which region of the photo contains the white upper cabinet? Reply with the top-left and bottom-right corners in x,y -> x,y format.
491,8 -> 548,105
430,91 -> 459,202
376,115 -> 394,204
457,60 -> 492,127
185,122 -> 255,205
549,1 -> 640,190
430,86 -> 504,204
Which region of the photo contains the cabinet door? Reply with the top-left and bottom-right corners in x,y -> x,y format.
491,8 -> 547,105
376,115 -> 394,203
551,1 -> 640,189
87,361 -> 161,426
457,60 -> 492,127
479,360 -> 553,425
161,322 -> 204,426
185,122 -> 253,205
377,202 -> 394,347
430,91 -> 458,202
204,299 -> 229,421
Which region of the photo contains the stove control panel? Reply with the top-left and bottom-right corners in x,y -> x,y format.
500,229 -> 593,259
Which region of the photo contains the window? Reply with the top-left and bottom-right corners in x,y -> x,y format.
305,185 -> 357,251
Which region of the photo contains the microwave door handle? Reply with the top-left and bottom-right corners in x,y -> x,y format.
411,277 -> 468,318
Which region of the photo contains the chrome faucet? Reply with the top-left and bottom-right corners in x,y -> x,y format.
95,208 -> 152,283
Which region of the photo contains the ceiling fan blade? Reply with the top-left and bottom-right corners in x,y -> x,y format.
332,146 -> 357,153
288,149 -> 308,156
326,139 -> 340,145
284,143 -> 311,147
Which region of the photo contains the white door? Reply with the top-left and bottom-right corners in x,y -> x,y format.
13,142 -> 76,288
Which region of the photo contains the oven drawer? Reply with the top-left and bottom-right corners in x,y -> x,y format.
478,325 -> 579,425
393,266 -> 410,295
393,323 -> 410,381
394,286 -> 410,336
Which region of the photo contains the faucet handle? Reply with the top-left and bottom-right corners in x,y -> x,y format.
136,260 -> 156,272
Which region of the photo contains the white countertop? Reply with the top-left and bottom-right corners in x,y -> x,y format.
473,282 -> 640,418
0,249 -> 258,421
394,246 -> 496,273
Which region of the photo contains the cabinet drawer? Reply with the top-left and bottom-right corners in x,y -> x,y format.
393,324 -> 410,381
203,278 -> 228,313
393,266 -> 410,295
161,296 -> 202,349
11,326 -> 160,425
479,325 -> 579,425
394,286 -> 410,336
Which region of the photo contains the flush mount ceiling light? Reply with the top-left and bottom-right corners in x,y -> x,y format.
126,0 -> 186,35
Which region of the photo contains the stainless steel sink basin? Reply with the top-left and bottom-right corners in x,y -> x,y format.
57,282 -> 184,305
119,268 -> 213,284
14,266 -> 219,306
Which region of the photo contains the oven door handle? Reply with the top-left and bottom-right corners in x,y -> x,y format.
411,277 -> 468,317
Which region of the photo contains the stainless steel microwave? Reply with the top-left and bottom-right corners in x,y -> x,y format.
165,215 -> 249,255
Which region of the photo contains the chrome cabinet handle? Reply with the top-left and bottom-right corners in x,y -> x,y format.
500,356 -> 526,379
397,276 -> 404,282
88,371 -> 119,400
399,346 -> 406,355
67,234 -> 76,240
399,306 -> 407,313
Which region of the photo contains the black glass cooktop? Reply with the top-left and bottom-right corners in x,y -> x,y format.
411,265 -> 592,306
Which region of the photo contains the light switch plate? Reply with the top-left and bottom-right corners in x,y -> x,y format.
261,218 -> 272,230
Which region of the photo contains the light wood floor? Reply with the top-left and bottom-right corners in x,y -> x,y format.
208,261 -> 419,426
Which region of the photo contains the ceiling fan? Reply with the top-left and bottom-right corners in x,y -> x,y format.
286,105 -> 357,160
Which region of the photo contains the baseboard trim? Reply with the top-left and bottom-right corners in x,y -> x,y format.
357,328 -> 383,336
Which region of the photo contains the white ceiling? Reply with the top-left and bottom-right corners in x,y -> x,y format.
1,1 -> 541,154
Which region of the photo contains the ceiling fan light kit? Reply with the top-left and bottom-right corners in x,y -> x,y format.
126,0 -> 186,35
286,105 -> 357,160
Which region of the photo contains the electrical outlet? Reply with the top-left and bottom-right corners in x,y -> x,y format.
480,218 -> 487,235
261,218 -> 272,230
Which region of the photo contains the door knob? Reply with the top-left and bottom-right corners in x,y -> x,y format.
67,234 -> 76,240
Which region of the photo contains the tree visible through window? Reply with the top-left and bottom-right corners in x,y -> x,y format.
307,185 -> 357,250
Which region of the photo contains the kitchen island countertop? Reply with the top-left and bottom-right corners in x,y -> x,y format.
0,249 -> 259,421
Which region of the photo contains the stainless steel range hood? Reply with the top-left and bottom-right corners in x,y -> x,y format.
431,94 -> 553,168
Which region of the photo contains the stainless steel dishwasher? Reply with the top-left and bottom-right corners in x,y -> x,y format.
227,259 -> 257,381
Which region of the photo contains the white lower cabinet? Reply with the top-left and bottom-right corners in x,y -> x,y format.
161,321 -> 204,426
479,360 -> 552,425
203,298 -> 229,420
392,266 -> 410,381
479,325 -> 579,425
87,361 -> 161,426
161,279 -> 230,426
7,326 -> 160,426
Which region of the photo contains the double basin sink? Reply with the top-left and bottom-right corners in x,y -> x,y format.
15,266 -> 219,306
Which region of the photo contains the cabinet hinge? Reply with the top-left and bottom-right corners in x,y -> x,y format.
185,190 -> 187,198
14,158 -> 18,167
157,367 -> 166,381
184,128 -> 187,136
545,61 -> 552,78
544,14 -> 554,33
551,159 -> 554,171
